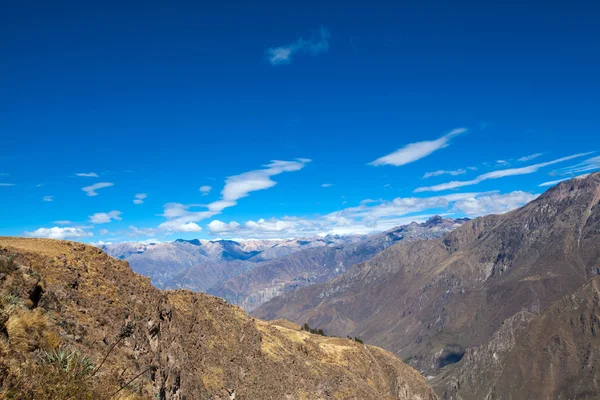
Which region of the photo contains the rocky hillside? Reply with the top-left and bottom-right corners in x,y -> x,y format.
209,216 -> 464,311
432,275 -> 600,399
254,173 -> 600,398
0,237 -> 436,400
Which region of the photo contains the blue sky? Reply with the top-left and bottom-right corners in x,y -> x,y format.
1,0 -> 599,243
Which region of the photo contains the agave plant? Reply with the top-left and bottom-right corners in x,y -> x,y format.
41,348 -> 95,377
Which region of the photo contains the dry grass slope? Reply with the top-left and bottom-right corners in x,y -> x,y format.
0,237 -> 436,400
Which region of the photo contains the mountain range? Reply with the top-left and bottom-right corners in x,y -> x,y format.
253,172 -> 600,399
102,216 -> 465,311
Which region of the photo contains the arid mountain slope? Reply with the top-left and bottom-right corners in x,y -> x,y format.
0,237 -> 435,400
254,173 -> 600,381
433,274 -> 600,399
209,217 -> 464,311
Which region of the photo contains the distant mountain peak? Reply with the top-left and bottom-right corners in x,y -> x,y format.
423,215 -> 444,226
174,238 -> 202,246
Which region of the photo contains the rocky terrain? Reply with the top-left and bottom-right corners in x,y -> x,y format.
433,275 -> 600,399
254,173 -> 600,399
0,237 -> 436,399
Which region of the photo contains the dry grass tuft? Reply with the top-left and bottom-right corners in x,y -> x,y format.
5,309 -> 59,352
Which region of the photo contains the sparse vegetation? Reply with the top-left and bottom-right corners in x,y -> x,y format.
301,322 -> 325,336
0,255 -> 17,275
0,251 -> 145,400
0,237 -> 438,400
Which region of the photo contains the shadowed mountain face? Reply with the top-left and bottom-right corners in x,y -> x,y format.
103,217 -> 465,311
0,237 -> 436,400
432,275 -> 600,399
253,173 -> 600,399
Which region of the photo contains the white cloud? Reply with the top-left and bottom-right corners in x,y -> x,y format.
245,218 -> 297,232
82,182 -> 114,196
91,240 -> 112,246
133,193 -> 147,205
518,153 -> 543,162
205,190 -> 536,239
452,191 -> 538,217
414,152 -> 592,193
99,229 -> 110,235
218,159 -> 309,208
89,210 -> 123,224
25,227 -> 93,240
538,178 -> 571,187
52,220 -> 72,225
43,196 -> 53,202
552,155 -> 600,176
76,172 -> 99,177
160,221 -> 202,233
266,27 -> 330,65
159,158 -> 311,232
0,183 -> 16,187
321,183 -> 334,187
199,185 -> 212,195
126,225 -> 159,237
369,128 -> 466,167
423,167 -> 476,179
207,220 -> 241,233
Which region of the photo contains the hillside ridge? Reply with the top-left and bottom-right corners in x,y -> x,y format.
0,237 -> 435,399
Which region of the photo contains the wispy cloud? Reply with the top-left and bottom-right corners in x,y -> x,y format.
518,153 -> 543,162
133,193 -> 147,205
199,185 -> 212,195
369,128 -> 466,167
423,167 -> 476,179
321,183 -> 334,187
52,220 -> 72,225
0,183 -> 16,187
43,196 -> 53,202
126,225 -> 160,237
89,210 -> 123,224
552,155 -> 600,176
25,227 -> 93,240
76,172 -> 99,177
266,27 -> 330,65
159,159 -> 311,232
414,152 -> 591,193
82,182 -> 114,196
538,177 -> 571,187
452,191 -> 538,216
